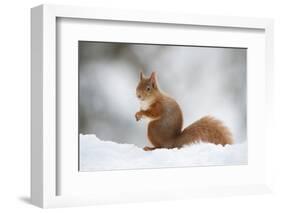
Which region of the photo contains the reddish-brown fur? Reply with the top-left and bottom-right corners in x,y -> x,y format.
135,72 -> 233,151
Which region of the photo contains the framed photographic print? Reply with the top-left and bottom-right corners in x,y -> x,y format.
31,4 -> 274,208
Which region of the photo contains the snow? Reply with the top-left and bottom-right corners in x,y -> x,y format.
80,134 -> 247,171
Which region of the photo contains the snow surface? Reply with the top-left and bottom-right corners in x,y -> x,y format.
80,134 -> 247,171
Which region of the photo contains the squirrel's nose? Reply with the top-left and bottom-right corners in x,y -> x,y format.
137,94 -> 141,99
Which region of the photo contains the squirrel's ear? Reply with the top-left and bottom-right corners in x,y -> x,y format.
140,71 -> 144,80
150,72 -> 157,88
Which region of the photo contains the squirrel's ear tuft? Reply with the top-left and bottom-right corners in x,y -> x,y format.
140,71 -> 144,80
150,72 -> 157,88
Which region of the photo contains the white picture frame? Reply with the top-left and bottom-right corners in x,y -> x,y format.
31,4 -> 274,208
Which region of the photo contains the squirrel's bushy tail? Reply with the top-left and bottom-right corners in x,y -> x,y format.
175,116 -> 233,147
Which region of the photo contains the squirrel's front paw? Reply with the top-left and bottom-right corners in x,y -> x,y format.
135,111 -> 143,121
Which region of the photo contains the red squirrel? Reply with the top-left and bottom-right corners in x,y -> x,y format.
135,72 -> 233,151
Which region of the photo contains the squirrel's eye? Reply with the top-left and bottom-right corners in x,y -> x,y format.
146,87 -> 151,91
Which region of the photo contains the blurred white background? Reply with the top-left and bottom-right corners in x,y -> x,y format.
79,42 -> 246,147
0,0 -> 281,212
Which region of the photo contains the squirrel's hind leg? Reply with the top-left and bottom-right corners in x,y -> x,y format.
143,146 -> 157,151
143,144 -> 178,151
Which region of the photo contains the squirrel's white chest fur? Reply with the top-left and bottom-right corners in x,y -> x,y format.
139,99 -> 157,122
140,100 -> 151,111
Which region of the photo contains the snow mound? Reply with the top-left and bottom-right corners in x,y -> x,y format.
80,134 -> 247,171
